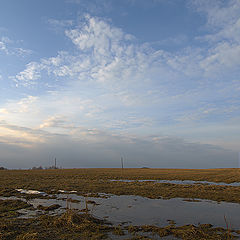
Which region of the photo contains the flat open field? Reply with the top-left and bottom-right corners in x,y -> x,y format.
1,168 -> 240,202
0,168 -> 240,239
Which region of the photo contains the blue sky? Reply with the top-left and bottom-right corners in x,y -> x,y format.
0,0 -> 239,169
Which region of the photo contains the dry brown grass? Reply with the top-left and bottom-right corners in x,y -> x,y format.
0,168 -> 240,239
0,168 -> 240,203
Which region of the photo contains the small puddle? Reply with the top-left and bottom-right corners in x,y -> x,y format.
16,189 -> 46,195
2,193 -> 239,229
110,179 -> 240,186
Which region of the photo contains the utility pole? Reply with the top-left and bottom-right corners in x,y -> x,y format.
121,157 -> 124,170
238,152 -> 240,168
121,156 -> 124,176
54,158 -> 57,169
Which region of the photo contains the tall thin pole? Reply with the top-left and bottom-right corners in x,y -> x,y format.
121,157 -> 123,170
121,156 -> 124,177
238,152 -> 240,168
54,158 -> 57,169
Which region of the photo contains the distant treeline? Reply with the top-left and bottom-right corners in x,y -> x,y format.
0,166 -> 62,170
31,166 -> 61,170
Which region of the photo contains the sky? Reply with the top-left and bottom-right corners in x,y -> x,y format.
0,0 -> 239,169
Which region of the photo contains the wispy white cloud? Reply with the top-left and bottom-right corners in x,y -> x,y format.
0,36 -> 33,57
16,96 -> 39,113
48,19 -> 73,28
8,13 -> 239,121
0,37 -> 9,54
200,42 -> 240,76
13,62 -> 42,87
191,0 -> 240,40
14,47 -> 33,57
188,0 -> 240,76
150,35 -> 189,48
39,115 -> 69,129
0,120 -> 48,148
47,19 -> 73,33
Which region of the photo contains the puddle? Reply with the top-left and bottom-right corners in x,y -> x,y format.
2,193 -> 239,230
17,208 -> 44,218
110,179 -> 240,186
16,189 -> 46,195
58,190 -> 77,193
88,195 -> 240,229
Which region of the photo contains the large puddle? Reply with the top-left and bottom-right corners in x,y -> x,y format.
2,193 -> 240,230
110,179 -> 240,186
